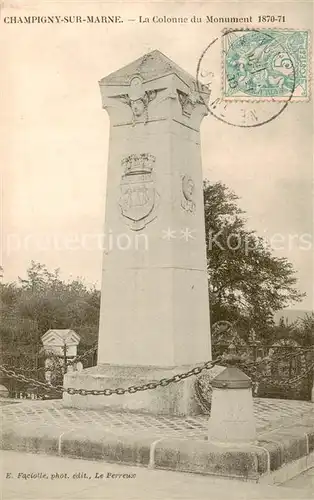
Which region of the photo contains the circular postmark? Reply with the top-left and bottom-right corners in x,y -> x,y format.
196,28 -> 296,128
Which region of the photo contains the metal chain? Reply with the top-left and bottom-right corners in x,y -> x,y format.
0,364 -> 60,374
194,377 -> 211,415
66,343 -> 98,366
193,360 -> 314,415
1,346 -> 312,398
1,356 -> 64,374
0,368 -> 57,390
193,348 -> 314,413
6,345 -> 310,376
0,357 -> 223,396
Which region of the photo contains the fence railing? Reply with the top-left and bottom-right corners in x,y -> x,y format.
0,343 -> 97,399
212,344 -> 314,401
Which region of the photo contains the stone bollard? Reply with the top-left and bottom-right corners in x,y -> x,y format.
208,366 -> 257,445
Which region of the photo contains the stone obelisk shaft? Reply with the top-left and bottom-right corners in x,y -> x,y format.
97,51 -> 211,367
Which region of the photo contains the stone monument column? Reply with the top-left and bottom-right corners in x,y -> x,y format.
63,50 -> 213,415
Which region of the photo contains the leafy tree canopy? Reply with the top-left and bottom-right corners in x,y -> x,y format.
1,261 -> 100,353
204,180 -> 305,341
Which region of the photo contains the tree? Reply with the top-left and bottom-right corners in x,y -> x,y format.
0,261 -> 100,379
204,180 -> 305,341
0,181 -> 306,356
14,261 -> 100,333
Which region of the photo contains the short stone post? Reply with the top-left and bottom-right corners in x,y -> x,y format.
208,366 -> 257,445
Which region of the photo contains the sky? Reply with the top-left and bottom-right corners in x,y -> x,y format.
1,1 -> 313,310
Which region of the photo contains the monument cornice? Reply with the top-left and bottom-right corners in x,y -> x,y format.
99,51 -> 209,129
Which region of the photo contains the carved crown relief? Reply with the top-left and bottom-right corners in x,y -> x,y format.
118,153 -> 160,230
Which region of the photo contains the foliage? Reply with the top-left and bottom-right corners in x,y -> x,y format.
265,313 -> 314,346
15,262 -> 100,332
0,261 -> 100,375
0,181 -> 308,370
204,180 -> 305,340
295,313 -> 314,346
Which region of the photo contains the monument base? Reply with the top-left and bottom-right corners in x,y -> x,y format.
62,364 -> 224,416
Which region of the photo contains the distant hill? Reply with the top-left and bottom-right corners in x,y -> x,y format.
274,309 -> 313,325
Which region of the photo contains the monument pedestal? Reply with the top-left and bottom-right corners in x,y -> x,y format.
63,364 -> 224,416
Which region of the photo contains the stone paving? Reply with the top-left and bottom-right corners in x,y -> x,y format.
1,397 -> 313,438
1,397 -> 314,485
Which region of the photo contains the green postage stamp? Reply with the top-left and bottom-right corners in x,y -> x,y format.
222,29 -> 310,101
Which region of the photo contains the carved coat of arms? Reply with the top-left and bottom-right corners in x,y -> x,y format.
119,154 -> 159,230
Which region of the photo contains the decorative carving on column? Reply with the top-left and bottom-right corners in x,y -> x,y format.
119,91 -> 157,125
177,89 -> 206,118
118,153 -> 160,230
115,76 -> 160,125
181,175 -> 196,214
